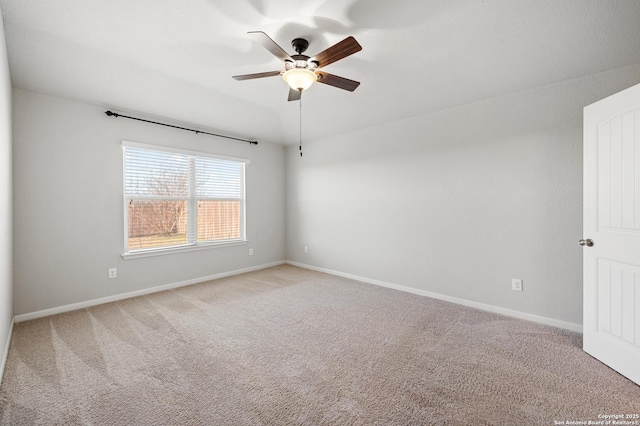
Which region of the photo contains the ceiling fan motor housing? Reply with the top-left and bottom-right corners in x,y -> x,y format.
286,55 -> 317,71
286,39 -> 318,71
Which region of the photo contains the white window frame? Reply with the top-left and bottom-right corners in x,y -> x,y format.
121,141 -> 249,259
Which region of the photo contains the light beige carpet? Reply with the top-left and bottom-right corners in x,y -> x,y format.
1,265 -> 639,425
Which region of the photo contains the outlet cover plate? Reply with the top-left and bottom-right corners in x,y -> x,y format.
512,278 -> 523,291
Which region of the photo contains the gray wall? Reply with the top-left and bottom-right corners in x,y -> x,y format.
0,5 -> 12,370
286,65 -> 640,326
12,89 -> 285,315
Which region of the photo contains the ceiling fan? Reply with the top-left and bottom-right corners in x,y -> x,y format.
232,31 -> 362,101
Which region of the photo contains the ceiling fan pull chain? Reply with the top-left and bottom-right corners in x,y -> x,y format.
299,93 -> 303,157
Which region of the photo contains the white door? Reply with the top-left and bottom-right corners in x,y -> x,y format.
583,82 -> 640,385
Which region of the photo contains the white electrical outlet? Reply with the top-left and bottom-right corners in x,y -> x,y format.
108,268 -> 117,279
512,279 -> 523,292
304,246 -> 308,253
249,248 -> 254,255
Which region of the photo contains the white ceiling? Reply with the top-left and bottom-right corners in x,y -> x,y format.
1,0 -> 640,145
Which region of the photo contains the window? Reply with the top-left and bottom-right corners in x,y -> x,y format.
122,142 -> 248,256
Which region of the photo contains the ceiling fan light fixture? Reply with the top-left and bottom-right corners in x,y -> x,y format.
282,68 -> 317,92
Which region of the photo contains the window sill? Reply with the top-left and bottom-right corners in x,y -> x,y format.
121,240 -> 248,260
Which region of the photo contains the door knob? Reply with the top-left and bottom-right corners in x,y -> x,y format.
579,239 -> 594,247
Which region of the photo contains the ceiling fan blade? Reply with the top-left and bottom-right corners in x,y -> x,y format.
316,71 -> 360,92
288,88 -> 302,102
310,36 -> 362,68
248,31 -> 293,62
232,71 -> 282,81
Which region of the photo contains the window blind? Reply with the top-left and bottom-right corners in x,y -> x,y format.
123,143 -> 247,254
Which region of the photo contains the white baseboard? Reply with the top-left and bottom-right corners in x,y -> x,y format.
286,260 -> 583,334
14,261 -> 285,323
0,316 -> 14,387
